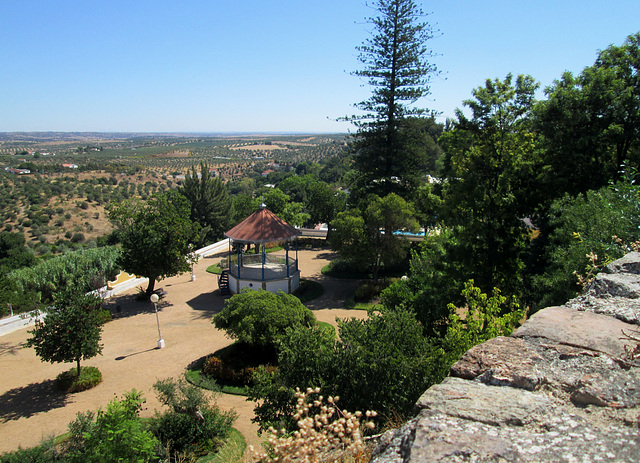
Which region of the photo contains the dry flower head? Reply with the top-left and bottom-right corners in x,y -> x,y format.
251,387 -> 376,463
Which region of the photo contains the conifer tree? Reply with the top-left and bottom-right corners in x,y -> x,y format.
181,162 -> 231,245
347,0 -> 440,199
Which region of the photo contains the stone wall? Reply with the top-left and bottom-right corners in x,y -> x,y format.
371,253 -> 640,462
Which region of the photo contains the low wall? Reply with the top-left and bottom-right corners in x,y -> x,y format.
229,271 -> 300,295
371,252 -> 640,462
0,239 -> 229,337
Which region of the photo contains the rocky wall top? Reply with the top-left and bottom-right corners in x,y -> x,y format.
371,253 -> 640,462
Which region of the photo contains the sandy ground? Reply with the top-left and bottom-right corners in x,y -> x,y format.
0,247 -> 364,457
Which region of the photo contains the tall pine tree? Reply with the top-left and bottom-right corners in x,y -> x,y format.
346,0 -> 440,200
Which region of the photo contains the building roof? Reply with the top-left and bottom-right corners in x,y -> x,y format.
224,206 -> 300,244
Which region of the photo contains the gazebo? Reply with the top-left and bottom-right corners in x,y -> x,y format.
220,204 -> 301,295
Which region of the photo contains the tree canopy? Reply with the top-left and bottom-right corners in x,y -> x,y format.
108,190 -> 198,299
346,0 -> 441,199
180,162 -> 231,246
26,288 -> 104,376
212,289 -> 316,351
329,193 -> 419,280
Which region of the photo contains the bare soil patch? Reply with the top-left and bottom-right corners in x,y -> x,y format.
0,247 -> 366,459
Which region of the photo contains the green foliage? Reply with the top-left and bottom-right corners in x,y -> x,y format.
56,366 -> 102,393
0,441 -> 61,463
330,193 -> 419,280
108,190 -> 198,299
347,0 -> 440,199
535,32 -> 640,197
230,194 -> 260,225
380,230 -> 462,337
0,231 -> 35,272
26,288 -> 104,376
532,177 -> 640,309
212,289 -> 316,349
180,162 -> 232,246
149,377 -> 236,459
261,188 -> 310,227
352,278 -> 394,302
65,390 -> 159,463
443,281 -> 525,361
8,246 -> 120,304
249,308 -> 446,432
200,428 -> 246,463
291,279 -> 324,303
440,73 -> 540,297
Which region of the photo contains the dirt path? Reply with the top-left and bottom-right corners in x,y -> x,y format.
0,247 -> 365,457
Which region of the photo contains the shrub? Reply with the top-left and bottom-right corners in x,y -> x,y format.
252,387 -> 376,463
212,289 -> 316,350
0,441 -> 60,462
353,278 -> 395,302
149,377 -> 236,460
56,366 -> 102,393
64,390 -> 159,463
203,355 -> 276,386
71,233 -> 84,243
250,309 -> 445,432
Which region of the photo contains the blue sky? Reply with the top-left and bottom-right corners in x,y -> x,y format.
1,1 -> 638,133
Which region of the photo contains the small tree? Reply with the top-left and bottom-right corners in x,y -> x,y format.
26,288 -> 104,376
150,377 -> 237,459
330,193 -> 419,280
65,390 -> 159,463
108,190 -> 198,299
213,289 -> 316,350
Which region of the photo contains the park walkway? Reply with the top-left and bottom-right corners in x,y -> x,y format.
0,247 -> 363,458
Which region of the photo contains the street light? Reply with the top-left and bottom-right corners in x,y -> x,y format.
150,293 -> 165,349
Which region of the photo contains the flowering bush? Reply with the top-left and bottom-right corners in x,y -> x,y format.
252,387 -> 376,463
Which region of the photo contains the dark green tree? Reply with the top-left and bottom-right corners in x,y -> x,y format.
346,0 -> 440,199
108,190 -> 198,299
212,289 -> 316,352
26,288 -> 104,376
329,193 -> 419,280
535,32 -> 640,197
249,307 -> 445,432
231,193 -> 260,225
180,162 -> 231,246
306,181 -> 347,233
440,73 -> 540,296
0,231 -> 35,272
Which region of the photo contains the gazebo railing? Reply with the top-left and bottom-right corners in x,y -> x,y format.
228,254 -> 298,281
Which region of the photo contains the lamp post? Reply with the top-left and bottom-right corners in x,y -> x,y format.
150,294 -> 165,349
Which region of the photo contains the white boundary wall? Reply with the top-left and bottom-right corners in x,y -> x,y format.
0,239 -> 230,337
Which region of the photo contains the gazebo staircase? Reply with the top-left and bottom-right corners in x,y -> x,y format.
218,270 -> 230,295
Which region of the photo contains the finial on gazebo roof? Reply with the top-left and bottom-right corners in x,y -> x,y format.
260,202 -> 267,209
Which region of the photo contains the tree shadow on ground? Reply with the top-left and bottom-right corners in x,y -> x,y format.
303,276 -> 360,311
312,251 -> 339,261
0,379 -> 69,422
0,341 -> 25,357
187,291 -> 227,320
102,294 -> 159,319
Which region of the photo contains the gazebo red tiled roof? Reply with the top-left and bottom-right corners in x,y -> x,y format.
224,206 -> 300,244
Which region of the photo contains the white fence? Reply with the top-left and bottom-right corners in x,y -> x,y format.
0,239 -> 230,337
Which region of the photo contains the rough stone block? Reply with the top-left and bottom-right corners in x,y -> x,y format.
513,306 -> 636,358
